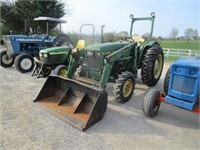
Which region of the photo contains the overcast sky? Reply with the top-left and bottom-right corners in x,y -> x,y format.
61,0 -> 200,37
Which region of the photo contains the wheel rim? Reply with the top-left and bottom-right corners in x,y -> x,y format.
2,54 -> 13,65
59,69 -> 68,77
122,78 -> 133,98
20,58 -> 32,70
153,96 -> 160,112
154,54 -> 163,79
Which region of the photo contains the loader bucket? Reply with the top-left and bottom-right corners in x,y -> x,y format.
34,75 -> 107,131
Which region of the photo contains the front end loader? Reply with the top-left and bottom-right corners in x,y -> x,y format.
34,12 -> 164,131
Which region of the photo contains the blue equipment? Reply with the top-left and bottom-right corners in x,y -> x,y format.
166,57 -> 200,110
0,17 -> 67,73
142,57 -> 200,117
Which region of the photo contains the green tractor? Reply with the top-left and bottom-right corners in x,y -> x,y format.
34,12 -> 164,131
31,24 -> 96,78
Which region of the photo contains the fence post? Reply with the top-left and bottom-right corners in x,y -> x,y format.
189,50 -> 192,57
178,49 -> 180,56
167,48 -> 169,58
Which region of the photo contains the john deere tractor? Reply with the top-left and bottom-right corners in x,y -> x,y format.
31,24 -> 96,78
34,12 -> 164,131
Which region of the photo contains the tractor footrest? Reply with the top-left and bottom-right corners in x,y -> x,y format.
166,96 -> 195,111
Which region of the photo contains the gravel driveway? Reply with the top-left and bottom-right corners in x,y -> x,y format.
0,49 -> 199,149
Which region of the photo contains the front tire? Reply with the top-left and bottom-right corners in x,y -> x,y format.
42,68 -> 51,77
53,65 -> 68,78
0,50 -> 14,67
14,53 -> 34,73
141,45 -> 164,86
113,71 -> 135,103
142,89 -> 161,117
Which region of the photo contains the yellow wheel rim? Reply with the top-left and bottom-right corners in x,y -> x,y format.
154,54 -> 163,79
122,78 -> 133,98
59,69 -> 68,77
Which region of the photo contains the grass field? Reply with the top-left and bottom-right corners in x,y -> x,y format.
160,39 -> 200,50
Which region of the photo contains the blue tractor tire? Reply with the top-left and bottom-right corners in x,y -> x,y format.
142,89 -> 161,117
0,50 -> 14,67
14,53 -> 34,73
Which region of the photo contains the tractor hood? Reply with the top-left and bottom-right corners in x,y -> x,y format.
85,41 -> 130,52
40,46 -> 71,54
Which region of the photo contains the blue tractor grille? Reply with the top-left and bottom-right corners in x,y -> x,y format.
166,57 -> 200,110
172,75 -> 195,95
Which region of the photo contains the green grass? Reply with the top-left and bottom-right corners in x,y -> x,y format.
160,39 -> 200,50
164,56 -> 179,63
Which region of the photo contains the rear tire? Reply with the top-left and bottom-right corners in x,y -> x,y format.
142,89 -> 161,117
0,50 -> 14,67
14,53 -> 34,73
53,65 -> 68,78
163,68 -> 170,95
113,71 -> 135,103
141,45 -> 164,86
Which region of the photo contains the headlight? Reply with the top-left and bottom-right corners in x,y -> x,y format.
43,53 -> 48,57
39,53 -> 48,57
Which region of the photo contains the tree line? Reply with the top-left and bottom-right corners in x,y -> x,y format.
169,27 -> 199,43
0,0 -> 68,35
0,0 -> 199,44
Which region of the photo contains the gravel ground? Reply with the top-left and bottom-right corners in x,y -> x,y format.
0,49 -> 199,149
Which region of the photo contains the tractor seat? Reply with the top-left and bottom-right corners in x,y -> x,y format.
132,36 -> 145,42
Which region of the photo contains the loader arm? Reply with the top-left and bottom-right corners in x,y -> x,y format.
99,42 -> 138,88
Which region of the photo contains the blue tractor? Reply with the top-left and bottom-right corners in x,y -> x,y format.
0,17 -> 70,73
142,57 -> 200,117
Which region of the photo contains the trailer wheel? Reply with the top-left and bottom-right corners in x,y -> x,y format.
142,89 -> 161,117
141,45 -> 164,86
113,71 -> 135,103
0,50 -> 14,67
53,65 -> 68,78
14,53 -> 34,73
163,68 -> 170,95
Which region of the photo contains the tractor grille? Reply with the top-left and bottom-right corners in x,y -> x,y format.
40,54 -> 63,64
172,75 -> 195,95
3,36 -> 14,53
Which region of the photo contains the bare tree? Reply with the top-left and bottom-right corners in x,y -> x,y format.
169,27 -> 178,41
193,29 -> 199,39
184,28 -> 194,43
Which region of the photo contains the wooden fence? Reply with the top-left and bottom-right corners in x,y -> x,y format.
163,48 -> 200,58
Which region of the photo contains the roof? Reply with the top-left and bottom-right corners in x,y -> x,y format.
33,17 -> 66,23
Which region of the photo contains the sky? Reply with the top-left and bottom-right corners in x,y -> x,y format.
61,0 -> 200,37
